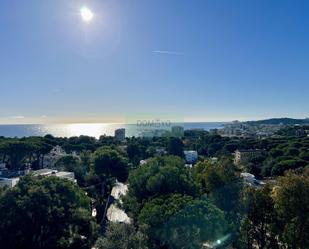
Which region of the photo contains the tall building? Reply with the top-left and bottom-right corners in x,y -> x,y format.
114,128 -> 125,141
171,126 -> 184,137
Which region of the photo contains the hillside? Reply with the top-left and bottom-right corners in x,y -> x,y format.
246,118 -> 309,125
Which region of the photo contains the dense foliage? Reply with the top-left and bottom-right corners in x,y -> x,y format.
237,168 -> 309,249
0,128 -> 308,248
92,146 -> 129,182
138,194 -> 230,249
0,175 -> 98,249
123,156 -> 198,220
95,223 -> 149,249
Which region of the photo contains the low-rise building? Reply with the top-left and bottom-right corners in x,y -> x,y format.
0,176 -> 20,188
184,150 -> 198,164
33,169 -> 75,182
0,170 -> 27,188
234,149 -> 264,165
0,169 -> 75,188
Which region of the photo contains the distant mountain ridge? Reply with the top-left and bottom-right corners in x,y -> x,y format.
245,118 -> 309,125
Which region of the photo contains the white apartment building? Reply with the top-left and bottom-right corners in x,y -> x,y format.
0,169 -> 75,188
184,150 -> 198,164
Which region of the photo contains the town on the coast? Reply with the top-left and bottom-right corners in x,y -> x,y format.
0,118 -> 308,249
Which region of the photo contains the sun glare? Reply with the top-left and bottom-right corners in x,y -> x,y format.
80,6 -> 94,22
65,123 -> 107,138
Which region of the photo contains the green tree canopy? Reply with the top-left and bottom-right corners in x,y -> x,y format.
0,140 -> 35,170
238,186 -> 278,249
95,222 -> 149,249
138,194 -> 230,249
194,159 -> 242,215
272,169 -> 309,249
92,146 -> 129,182
123,156 -> 198,219
0,175 -> 98,249
138,194 -> 194,228
167,137 -> 184,158
0,137 -> 53,170
55,155 -> 86,185
271,159 -> 307,176
127,142 -> 145,166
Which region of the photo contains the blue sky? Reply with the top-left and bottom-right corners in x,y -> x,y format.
1,0 -> 309,124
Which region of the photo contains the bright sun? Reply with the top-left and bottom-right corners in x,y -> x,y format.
80,6 -> 94,22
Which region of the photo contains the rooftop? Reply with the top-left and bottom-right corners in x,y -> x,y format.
33,169 -> 58,176
0,170 -> 26,179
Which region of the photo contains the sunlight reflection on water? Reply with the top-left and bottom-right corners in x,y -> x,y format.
0,123 -> 225,138
39,123 -> 124,138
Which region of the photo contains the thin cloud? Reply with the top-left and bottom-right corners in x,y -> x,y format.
10,115 -> 25,119
152,50 -> 185,56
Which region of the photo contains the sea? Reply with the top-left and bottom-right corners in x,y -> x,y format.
0,122 -> 225,138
